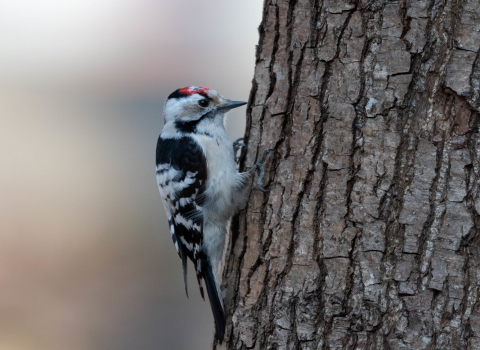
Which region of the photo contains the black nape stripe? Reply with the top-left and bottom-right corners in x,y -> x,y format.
174,111 -> 214,134
175,118 -> 200,133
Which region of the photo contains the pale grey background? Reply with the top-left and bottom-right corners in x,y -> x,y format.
0,1 -> 262,349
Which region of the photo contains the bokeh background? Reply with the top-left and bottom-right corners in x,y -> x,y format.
0,1 -> 262,349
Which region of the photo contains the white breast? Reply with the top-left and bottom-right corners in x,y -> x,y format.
191,133 -> 237,221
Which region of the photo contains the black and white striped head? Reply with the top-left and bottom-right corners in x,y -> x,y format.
163,86 -> 246,134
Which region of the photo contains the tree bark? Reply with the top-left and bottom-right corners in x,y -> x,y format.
217,0 -> 480,349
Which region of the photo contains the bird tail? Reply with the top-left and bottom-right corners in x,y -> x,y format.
199,257 -> 225,343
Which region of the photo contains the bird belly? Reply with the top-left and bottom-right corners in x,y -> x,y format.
191,133 -> 237,265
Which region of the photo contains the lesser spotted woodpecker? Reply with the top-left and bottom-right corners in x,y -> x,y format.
156,86 -> 272,343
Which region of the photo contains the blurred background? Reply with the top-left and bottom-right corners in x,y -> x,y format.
0,1 -> 261,349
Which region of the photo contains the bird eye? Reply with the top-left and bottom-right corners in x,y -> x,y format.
198,99 -> 209,107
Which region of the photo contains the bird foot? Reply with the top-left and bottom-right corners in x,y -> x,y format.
255,148 -> 276,193
233,138 -> 246,163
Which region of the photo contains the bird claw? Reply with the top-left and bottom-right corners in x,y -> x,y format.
233,138 -> 246,163
255,148 -> 276,192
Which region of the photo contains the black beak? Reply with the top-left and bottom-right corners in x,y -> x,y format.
218,100 -> 247,111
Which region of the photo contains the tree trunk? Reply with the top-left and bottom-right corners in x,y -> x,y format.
217,0 -> 480,349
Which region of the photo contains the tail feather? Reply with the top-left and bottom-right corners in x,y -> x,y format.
181,253 -> 188,298
201,257 -> 225,343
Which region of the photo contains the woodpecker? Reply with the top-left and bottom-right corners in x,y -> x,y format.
156,86 -> 273,343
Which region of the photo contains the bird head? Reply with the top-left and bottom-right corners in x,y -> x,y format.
162,86 -> 246,134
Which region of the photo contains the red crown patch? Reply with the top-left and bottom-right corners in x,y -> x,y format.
178,86 -> 211,97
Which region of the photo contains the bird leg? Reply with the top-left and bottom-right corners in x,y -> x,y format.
232,138 -> 246,163
232,147 -> 276,211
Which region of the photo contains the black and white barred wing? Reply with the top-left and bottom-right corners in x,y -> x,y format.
156,136 -> 207,296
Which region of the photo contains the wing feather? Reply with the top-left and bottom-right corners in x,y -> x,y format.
156,135 -> 207,296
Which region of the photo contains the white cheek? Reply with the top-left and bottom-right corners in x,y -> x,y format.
164,95 -> 212,122
163,99 -> 183,121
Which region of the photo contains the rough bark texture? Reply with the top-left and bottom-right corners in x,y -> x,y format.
217,0 -> 480,349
